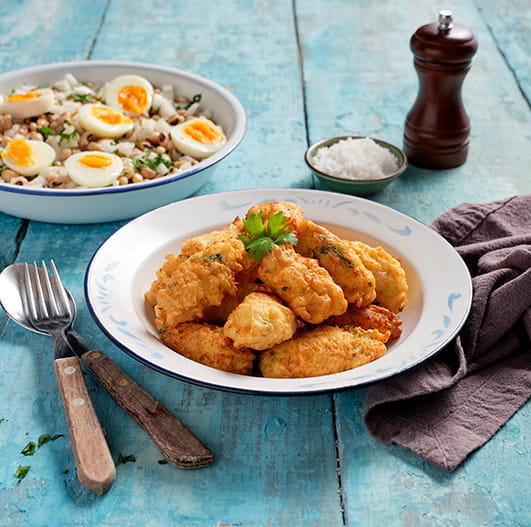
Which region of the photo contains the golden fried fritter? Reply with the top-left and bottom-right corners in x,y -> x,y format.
223,292 -> 298,350
181,218 -> 256,274
202,271 -> 270,324
153,257 -> 237,326
258,244 -> 348,324
350,241 -> 408,313
145,253 -> 186,308
298,221 -> 376,307
159,321 -> 255,375
245,200 -> 307,235
259,326 -> 386,378
147,221 -> 255,327
325,304 -> 402,342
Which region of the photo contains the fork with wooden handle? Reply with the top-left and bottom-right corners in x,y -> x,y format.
22,261 -> 116,495
20,262 -> 213,491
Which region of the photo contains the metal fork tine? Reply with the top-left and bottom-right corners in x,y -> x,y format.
49,260 -> 72,318
40,260 -> 61,319
32,261 -> 50,320
23,263 -> 39,322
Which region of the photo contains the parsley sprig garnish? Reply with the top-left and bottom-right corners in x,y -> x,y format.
238,211 -> 298,263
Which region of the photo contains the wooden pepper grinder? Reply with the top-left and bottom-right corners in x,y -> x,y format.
403,10 -> 478,169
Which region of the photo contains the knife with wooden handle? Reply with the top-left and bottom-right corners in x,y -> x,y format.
66,331 -> 214,469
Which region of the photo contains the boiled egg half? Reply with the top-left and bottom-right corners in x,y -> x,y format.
1,139 -> 56,177
104,75 -> 154,116
77,103 -> 133,139
0,88 -> 55,119
170,118 -> 226,159
64,151 -> 123,188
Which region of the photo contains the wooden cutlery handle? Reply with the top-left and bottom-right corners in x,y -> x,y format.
81,350 -> 214,469
54,356 -> 116,495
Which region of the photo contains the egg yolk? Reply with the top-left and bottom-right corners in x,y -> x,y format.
3,139 -> 35,166
118,85 -> 148,113
78,154 -> 113,169
184,121 -> 224,144
91,106 -> 132,125
5,92 -> 42,103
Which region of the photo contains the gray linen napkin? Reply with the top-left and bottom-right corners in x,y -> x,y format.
363,195 -> 531,471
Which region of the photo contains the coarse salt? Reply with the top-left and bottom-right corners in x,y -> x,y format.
313,137 -> 398,180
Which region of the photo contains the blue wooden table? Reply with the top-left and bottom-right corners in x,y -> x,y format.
1,1 -> 529,526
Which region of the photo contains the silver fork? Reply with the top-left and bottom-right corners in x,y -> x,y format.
23,261 -> 116,495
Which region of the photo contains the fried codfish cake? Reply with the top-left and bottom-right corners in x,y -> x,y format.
325,304 -> 402,343
297,221 -> 376,307
159,321 -> 255,375
180,218 -> 256,273
146,222 -> 252,326
259,326 -> 386,378
202,272 -> 271,324
145,253 -> 186,308
245,200 -> 307,235
258,244 -> 348,324
152,257 -> 237,327
223,292 -> 298,350
349,241 -> 408,313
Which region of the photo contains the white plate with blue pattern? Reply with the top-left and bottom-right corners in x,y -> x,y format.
85,188 -> 472,394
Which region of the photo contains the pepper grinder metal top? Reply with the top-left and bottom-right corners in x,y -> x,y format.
403,11 -> 478,169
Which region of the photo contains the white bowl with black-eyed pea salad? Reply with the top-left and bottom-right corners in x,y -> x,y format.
0,61 -> 246,223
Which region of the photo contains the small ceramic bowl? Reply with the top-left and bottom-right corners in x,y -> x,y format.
305,136 -> 407,196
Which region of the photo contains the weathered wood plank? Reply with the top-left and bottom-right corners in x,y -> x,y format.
476,0 -> 531,103
0,0 -> 108,68
90,0 -> 312,194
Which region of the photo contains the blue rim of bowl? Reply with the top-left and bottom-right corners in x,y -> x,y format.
305,135 -> 408,184
0,60 -> 247,197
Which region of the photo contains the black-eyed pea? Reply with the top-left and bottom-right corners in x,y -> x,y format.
79,131 -> 95,148
86,141 -> 103,151
0,114 -> 13,132
47,171 -> 71,187
28,132 -> 44,141
140,166 -> 157,179
118,175 -> 129,186
61,148 -> 73,161
56,112 -> 71,128
1,168 -> 18,182
121,166 -> 135,179
167,113 -> 184,126
10,176 -> 29,186
131,173 -> 143,184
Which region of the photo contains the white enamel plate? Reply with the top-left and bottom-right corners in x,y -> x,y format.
85,188 -> 472,395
